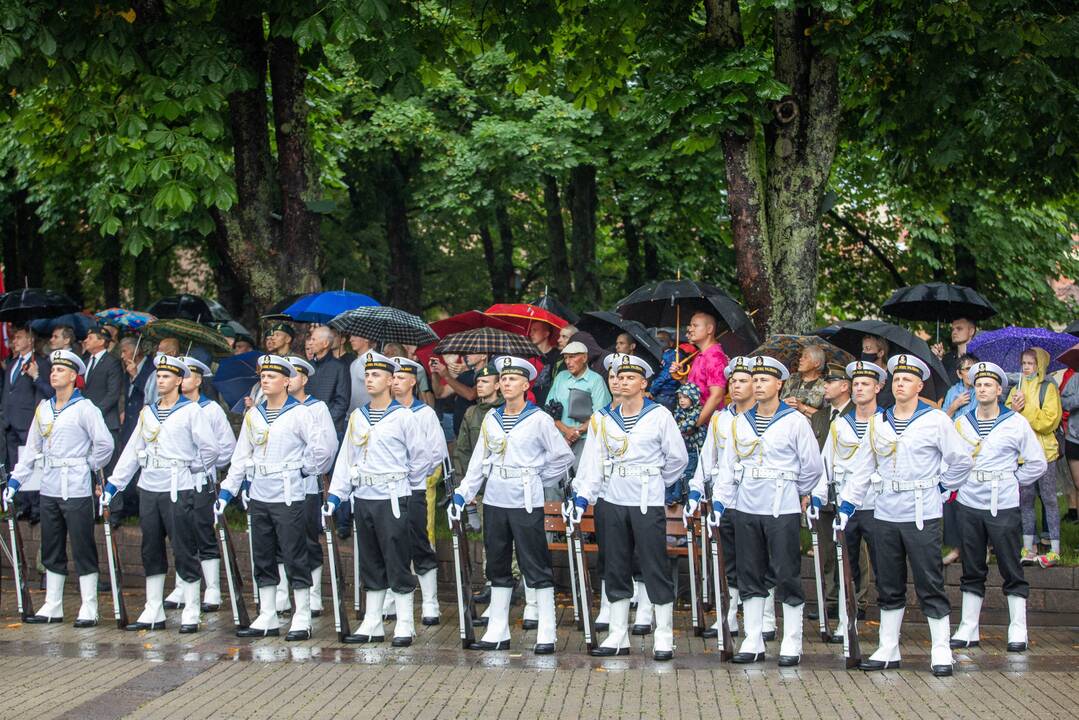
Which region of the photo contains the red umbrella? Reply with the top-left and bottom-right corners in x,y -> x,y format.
431,310 -> 527,338
484,303 -> 569,333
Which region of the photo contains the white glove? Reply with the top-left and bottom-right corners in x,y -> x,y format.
241,487 -> 251,511
447,493 -> 465,523
707,504 -> 723,528
806,503 -> 820,522
1,485 -> 15,511
568,503 -> 584,528
99,489 -> 113,515
214,498 -> 228,517
833,511 -> 850,533
682,498 -> 700,527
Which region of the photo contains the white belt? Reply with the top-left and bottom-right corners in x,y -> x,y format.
38,456 -> 89,501
250,460 -> 304,506
351,470 -> 407,518
192,470 -> 217,493
491,466 -> 538,513
749,466 -> 796,518
972,470 -> 1010,517
889,477 -> 937,530
610,464 -> 660,514
139,452 -> 188,502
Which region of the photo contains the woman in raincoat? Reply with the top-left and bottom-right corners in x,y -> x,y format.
1005,347 -> 1063,566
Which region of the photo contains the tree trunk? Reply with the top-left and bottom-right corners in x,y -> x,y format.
949,202 -> 978,289
622,209 -> 643,293
479,225 -> 502,302
722,130 -> 772,333
495,200 -> 516,301
207,218 -> 252,325
542,175 -> 572,300
2,187 -> 44,290
643,234 -> 660,282
99,231 -> 122,308
381,153 -> 421,313
568,165 -> 600,308
268,34 -> 322,295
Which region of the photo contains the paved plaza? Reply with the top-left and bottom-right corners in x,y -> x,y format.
1,591 -> 1077,720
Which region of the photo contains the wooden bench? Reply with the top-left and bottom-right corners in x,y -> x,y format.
543,501 -> 700,558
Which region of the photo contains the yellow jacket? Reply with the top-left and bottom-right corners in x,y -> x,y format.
1005,347 -> 1062,462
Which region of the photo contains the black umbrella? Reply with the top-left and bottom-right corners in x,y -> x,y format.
614,279 -> 760,357
1065,320 -> 1079,338
328,306 -> 438,346
147,294 -> 232,323
881,282 -> 996,342
577,311 -> 665,368
433,327 -> 539,357
262,293 -> 311,321
528,293 -> 579,325
821,320 -> 950,401
0,288 -> 80,324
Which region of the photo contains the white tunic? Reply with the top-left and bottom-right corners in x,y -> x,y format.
815,409 -> 881,511
192,396 -> 237,492
953,408 -> 1046,515
712,402 -> 823,517
13,392 -> 114,500
458,403 -> 574,511
328,401 -> 427,505
110,397 -> 218,497
301,396 -> 340,494
574,401 -> 688,510
862,402 -> 973,527
689,405 -> 741,509
407,399 -> 448,490
222,398 -> 328,505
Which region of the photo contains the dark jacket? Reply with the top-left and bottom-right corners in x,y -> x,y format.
811,399 -> 853,452
0,353 -> 54,434
82,351 -> 124,432
306,352 -> 351,436
120,356 -> 155,446
452,397 -> 504,479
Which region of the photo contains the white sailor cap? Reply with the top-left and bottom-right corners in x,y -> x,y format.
725,355 -> 752,379
155,353 -> 191,378
179,355 -> 213,377
495,355 -> 537,381
363,351 -> 398,374
50,349 -> 86,375
287,356 -> 314,377
968,361 -> 1008,392
887,353 -> 930,380
750,355 -> 790,381
392,357 -> 424,376
613,353 -> 653,379
258,354 -> 297,378
846,360 -> 887,383
602,353 -> 625,372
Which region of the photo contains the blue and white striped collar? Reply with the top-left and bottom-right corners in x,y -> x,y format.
745,400 -> 797,436
257,394 -> 299,423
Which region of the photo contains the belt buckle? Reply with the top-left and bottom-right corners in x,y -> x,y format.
617,466 -> 627,477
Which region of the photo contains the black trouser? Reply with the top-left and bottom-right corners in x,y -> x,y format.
600,503 -> 674,605
943,500 -> 961,548
719,508 -> 738,589
814,507 -> 840,605
735,511 -> 803,605
844,509 -> 876,609
482,504 -> 552,590
7,427 -> 39,522
958,504 -> 1028,598
408,489 -> 438,574
192,481 -> 219,561
249,499 -> 311,590
354,497 -> 416,594
139,489 -> 200,583
40,494 -> 98,576
593,498 -> 606,579
305,493 -> 323,569
874,517 -> 949,618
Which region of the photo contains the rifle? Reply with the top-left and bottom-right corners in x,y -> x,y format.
835,526 -> 862,668
706,507 -> 734,661
1,469 -> 31,622
443,458 -> 476,648
683,494 -> 705,637
323,476 -> 352,642
808,512 -> 832,643
244,487 -> 258,610
352,509 -> 364,620
699,497 -> 711,611
95,470 -> 128,629
216,498 -> 251,630
560,476 -> 580,629
567,493 -> 595,653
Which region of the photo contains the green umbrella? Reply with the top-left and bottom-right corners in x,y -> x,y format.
142,318 -> 232,358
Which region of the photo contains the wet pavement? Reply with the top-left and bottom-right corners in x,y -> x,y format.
3,591 -> 1077,719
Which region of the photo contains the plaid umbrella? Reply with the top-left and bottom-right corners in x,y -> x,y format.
967,326 -> 1078,374
433,327 -> 539,357
328,306 -> 438,346
142,318 -> 232,358
96,307 -> 156,330
750,335 -> 854,372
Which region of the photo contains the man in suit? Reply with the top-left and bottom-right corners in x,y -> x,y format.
82,327 -> 124,472
0,326 -> 54,521
113,336 -> 155,523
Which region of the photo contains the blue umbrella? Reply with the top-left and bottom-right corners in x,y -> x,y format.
212,350 -> 261,409
280,290 -> 379,324
967,326 -> 1078,374
31,313 -> 97,341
